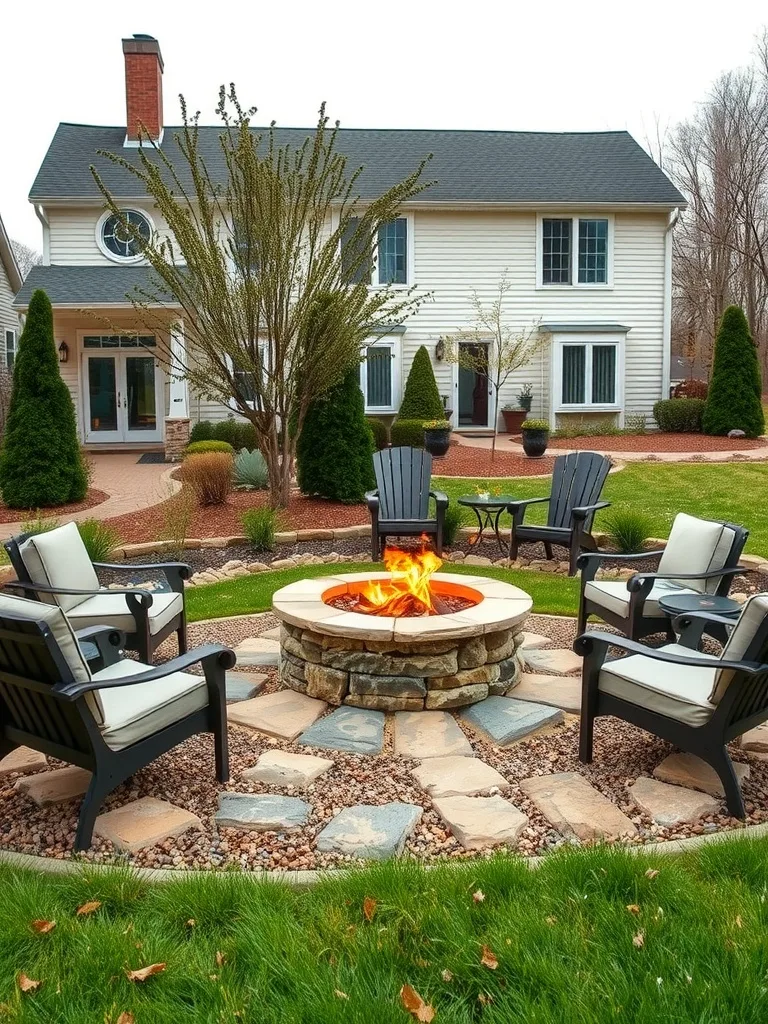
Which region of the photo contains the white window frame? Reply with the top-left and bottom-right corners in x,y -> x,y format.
338,212 -> 415,289
95,207 -> 155,265
224,347 -> 268,412
550,332 -> 625,418
360,337 -> 401,413
536,214 -> 613,289
4,328 -> 16,370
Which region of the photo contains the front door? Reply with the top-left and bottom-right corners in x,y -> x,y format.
84,350 -> 163,443
455,341 -> 491,428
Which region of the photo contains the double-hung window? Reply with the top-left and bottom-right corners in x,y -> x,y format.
541,216 -> 610,286
5,329 -> 16,370
341,216 -> 411,286
360,340 -> 397,412
555,336 -> 622,410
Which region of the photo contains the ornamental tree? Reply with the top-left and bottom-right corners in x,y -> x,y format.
398,345 -> 444,420
702,305 -> 764,437
0,289 -> 87,508
91,92 -> 432,507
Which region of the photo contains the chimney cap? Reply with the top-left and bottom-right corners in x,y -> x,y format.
122,34 -> 164,71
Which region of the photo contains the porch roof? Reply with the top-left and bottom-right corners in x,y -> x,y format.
13,265 -> 181,310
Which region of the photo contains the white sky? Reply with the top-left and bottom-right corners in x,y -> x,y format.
1,0 -> 766,251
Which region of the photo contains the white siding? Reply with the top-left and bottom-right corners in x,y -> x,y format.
0,262 -> 20,367
47,204 -> 174,266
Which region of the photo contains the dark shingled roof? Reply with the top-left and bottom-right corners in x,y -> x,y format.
13,265 -> 179,308
29,123 -> 685,206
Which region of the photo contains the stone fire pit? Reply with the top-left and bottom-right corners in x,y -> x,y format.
272,572 -> 532,711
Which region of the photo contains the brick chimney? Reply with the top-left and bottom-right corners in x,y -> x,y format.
122,34 -> 164,143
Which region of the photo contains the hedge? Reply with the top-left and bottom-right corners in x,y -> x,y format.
652,398 -> 705,433
390,419 -> 426,448
184,440 -> 235,457
366,417 -> 389,450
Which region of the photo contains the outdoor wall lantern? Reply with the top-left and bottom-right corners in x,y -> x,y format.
435,337 -> 445,361
58,341 -> 69,364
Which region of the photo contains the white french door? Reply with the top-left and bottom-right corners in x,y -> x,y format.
83,350 -> 164,443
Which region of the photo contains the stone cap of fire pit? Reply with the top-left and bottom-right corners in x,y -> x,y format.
271,572 -> 532,641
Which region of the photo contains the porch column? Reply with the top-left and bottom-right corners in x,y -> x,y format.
165,319 -> 191,461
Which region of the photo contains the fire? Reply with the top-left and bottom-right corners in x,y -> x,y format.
358,542 -> 443,617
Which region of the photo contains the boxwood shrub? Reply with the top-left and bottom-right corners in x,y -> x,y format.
184,440 -> 235,457
390,419 -> 426,448
652,398 -> 705,433
366,417 -> 389,450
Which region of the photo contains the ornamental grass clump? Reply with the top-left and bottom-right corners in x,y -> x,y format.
180,452 -> 233,506
603,509 -> 654,554
242,507 -> 279,551
77,519 -> 122,562
703,305 -> 764,437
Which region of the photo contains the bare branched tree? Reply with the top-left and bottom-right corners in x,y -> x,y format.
10,240 -> 41,280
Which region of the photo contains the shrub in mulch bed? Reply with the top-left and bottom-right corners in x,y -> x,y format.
0,488 -> 109,524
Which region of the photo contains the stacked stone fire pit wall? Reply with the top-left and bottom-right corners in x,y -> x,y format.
278,623 -> 525,711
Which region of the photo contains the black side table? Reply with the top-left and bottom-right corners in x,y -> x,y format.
457,495 -> 516,552
658,593 -> 742,619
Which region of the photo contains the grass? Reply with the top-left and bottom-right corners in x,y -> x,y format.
186,562 -> 581,622
1,839 -> 768,1021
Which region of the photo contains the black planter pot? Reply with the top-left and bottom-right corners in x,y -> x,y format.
521,428 -> 549,458
424,427 -> 451,457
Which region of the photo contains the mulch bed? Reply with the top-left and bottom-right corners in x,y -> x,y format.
434,445 -> 555,477
0,489 -> 109,524
544,433 -> 768,452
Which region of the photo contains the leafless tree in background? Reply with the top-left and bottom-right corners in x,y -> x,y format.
10,240 -> 41,280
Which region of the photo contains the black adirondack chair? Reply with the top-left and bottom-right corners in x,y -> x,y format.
507,452 -> 611,575
366,447 -> 449,560
575,593 -> 768,819
0,592 -> 234,851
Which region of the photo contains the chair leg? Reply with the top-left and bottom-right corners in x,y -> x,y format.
708,746 -> 746,818
544,542 -> 554,560
568,538 -> 580,577
214,721 -> 230,783
576,598 -> 588,637
579,704 -> 595,764
74,776 -> 110,852
371,530 -> 378,562
509,533 -> 519,561
177,617 -> 188,656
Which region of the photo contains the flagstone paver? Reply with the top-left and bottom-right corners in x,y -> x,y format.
15,766 -> 91,806
519,632 -> 552,651
629,776 -> 720,827
432,794 -> 528,850
741,723 -> 768,753
316,802 -> 422,859
393,711 -> 474,759
215,793 -> 311,832
653,752 -> 749,798
522,648 -> 582,675
233,636 -> 280,667
228,690 -> 327,740
460,696 -> 564,746
513,673 -> 581,713
413,755 -> 510,797
0,746 -> 47,778
519,772 -> 637,840
241,751 -> 334,788
298,706 -> 384,755
260,626 -> 282,641
94,797 -> 202,853
225,670 -> 268,702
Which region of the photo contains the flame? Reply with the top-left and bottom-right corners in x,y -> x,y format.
357,541 -> 443,617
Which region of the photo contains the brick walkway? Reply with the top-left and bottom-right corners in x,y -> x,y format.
0,454 -> 179,540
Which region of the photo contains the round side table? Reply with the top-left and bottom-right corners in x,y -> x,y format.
457,495 -> 515,552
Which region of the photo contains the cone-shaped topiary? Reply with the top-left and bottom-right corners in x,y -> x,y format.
702,305 -> 765,438
398,345 -> 444,420
296,365 -> 376,503
0,290 -> 87,508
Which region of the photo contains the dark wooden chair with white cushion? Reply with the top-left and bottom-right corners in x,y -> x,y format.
575,593 -> 768,818
366,447 -> 448,560
4,522 -> 190,663
507,452 -> 611,576
577,513 -> 748,642
0,591 -> 234,851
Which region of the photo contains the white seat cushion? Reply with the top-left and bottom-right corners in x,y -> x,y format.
93,658 -> 209,752
657,514 -> 735,595
599,643 -> 718,727
20,522 -> 99,613
584,579 -> 696,619
710,593 -> 768,703
66,591 -> 183,636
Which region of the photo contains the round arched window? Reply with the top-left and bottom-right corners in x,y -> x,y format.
100,210 -> 152,260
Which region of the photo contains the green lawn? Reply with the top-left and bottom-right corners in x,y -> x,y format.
436,460 -> 768,555
186,562 -> 581,622
1,839 -> 767,1022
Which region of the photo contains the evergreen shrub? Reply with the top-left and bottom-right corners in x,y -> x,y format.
653,398 -> 705,433
189,420 -> 215,443
398,345 -> 444,420
184,440 -> 235,457
366,417 -> 389,450
702,306 -> 764,437
390,419 -> 426,448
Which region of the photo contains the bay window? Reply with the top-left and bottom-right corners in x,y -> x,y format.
540,216 -> 611,286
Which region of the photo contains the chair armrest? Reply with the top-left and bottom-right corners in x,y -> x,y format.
571,501 -> 611,521
53,643 -> 237,700
94,561 -> 191,593
365,490 -> 379,512
628,566 -> 746,591
2,581 -> 154,605
429,489 -> 449,509
573,629 -> 762,673
506,496 -> 550,514
74,626 -> 125,667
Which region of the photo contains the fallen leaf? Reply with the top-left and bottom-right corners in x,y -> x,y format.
626,904 -> 641,915
215,951 -> 226,967
334,990 -> 349,1000
186,918 -> 196,928
363,897 -> 377,922
632,932 -> 645,949
735,915 -> 743,929
209,973 -> 219,981
30,919 -> 56,934
440,969 -> 453,983
117,1015 -> 135,1024
400,983 -> 436,1022
125,963 -> 166,983
122,923 -> 134,935
478,992 -> 494,1005
415,958 -> 430,969
76,900 -> 102,917
472,890 -> 485,903
18,973 -> 41,993
645,869 -> 659,880
480,945 -> 498,970
134,942 -> 143,950
545,916 -> 557,926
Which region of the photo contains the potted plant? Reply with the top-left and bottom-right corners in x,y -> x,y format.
423,419 -> 452,457
520,418 -> 550,458
501,404 -> 527,434
517,382 -> 533,412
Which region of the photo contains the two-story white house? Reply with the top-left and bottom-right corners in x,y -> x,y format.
0,214 -> 22,374
14,33 -> 686,457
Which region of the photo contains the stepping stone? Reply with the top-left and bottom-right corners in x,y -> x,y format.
520,772 -> 637,841
741,723 -> 768,753
226,670 -> 268,702
432,794 -> 528,850
393,710 -> 474,759
316,801 -> 422,859
94,797 -> 202,853
228,690 -> 327,740
522,648 -> 582,676
460,696 -> 564,747
15,766 -> 91,806
242,750 -> 334,788
629,776 -> 720,827
413,755 -> 509,797
519,632 -> 552,651
0,746 -> 46,778
513,673 -> 581,714
260,626 -> 282,640
215,793 -> 311,832
653,752 -> 749,799
233,636 -> 280,667
299,706 -> 384,755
